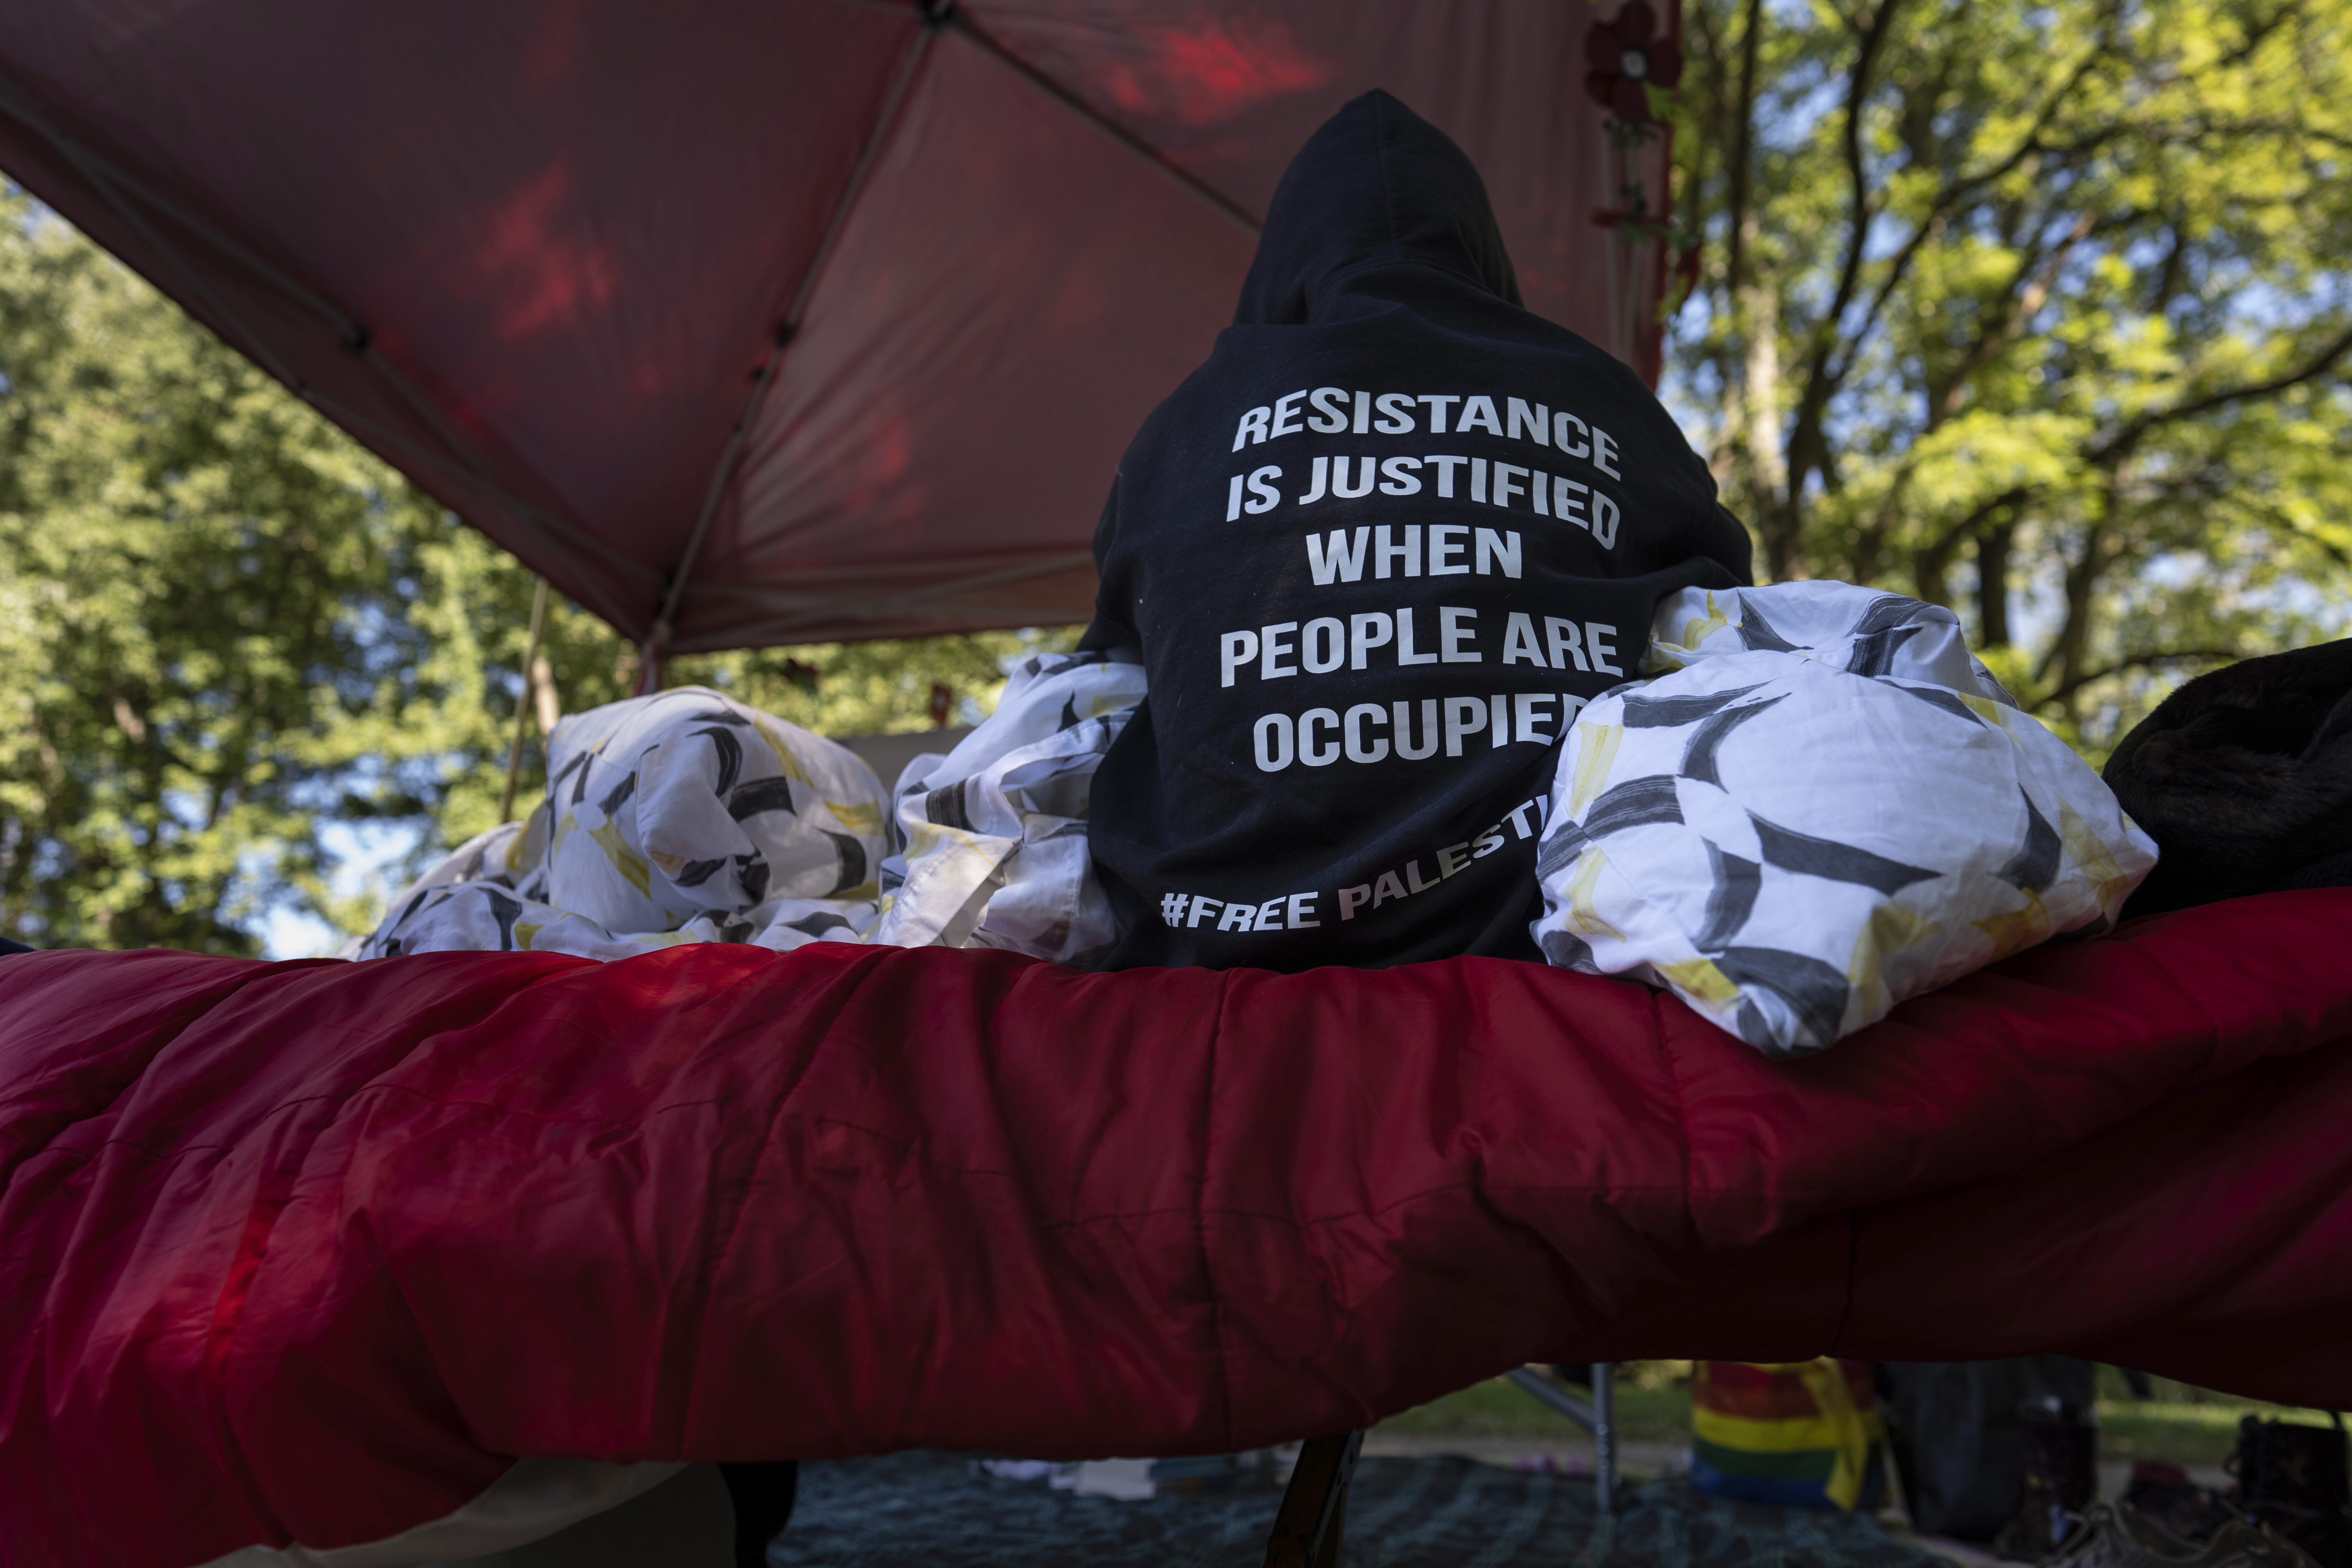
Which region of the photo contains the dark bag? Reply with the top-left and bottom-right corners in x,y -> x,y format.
2231,1414 -> 2352,1568
1995,1397 -> 2103,1561
2103,639 -> 2352,918
1878,1358 -> 2099,1541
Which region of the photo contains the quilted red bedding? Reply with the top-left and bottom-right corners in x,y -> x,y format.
4,891 -> 2350,1567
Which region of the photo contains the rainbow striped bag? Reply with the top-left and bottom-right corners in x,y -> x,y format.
1691,1359 -> 1887,1510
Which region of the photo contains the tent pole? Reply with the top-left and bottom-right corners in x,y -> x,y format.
499,578 -> 552,824
633,629 -> 666,697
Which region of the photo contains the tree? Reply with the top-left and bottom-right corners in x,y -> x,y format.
0,191 -> 1068,952
1668,0 -> 2352,755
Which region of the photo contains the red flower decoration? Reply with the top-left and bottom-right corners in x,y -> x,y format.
1584,0 -> 1684,123
1671,239 -> 1703,306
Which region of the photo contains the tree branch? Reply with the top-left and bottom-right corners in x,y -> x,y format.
1929,487 -> 2034,555
2036,647 -> 2241,708
1811,0 -> 1903,392
1724,0 -> 1767,304
1840,11 -> 2125,361
2092,319 -> 2352,463
1925,212 -> 2098,426
2214,0 -> 2302,69
1766,0 -> 1904,574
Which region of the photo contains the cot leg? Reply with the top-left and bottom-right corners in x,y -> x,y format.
719,1462 -> 798,1567
1315,1487 -> 1349,1568
1263,1430 -> 1363,1568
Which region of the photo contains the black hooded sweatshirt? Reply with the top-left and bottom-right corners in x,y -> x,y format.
1080,90 -> 1751,971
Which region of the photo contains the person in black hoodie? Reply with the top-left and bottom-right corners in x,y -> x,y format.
1081,90 -> 1752,972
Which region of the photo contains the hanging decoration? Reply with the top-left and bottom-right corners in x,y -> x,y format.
1583,0 -> 1683,123
1584,0 -> 1695,364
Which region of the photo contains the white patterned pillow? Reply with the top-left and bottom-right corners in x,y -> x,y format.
1530,583 -> 2158,1055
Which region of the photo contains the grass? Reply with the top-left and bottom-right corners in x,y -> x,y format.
1372,1363 -> 2341,1468
1374,1375 -> 1695,1444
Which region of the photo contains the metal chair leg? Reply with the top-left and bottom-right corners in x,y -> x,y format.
1502,1362 -> 1619,1514
1263,1430 -> 1363,1568
1590,1363 -> 1617,1515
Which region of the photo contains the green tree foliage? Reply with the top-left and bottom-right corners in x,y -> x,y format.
0,192 -> 1068,952
1669,0 -> 2352,755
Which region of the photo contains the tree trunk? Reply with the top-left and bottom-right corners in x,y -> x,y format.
1912,535 -> 1956,610
1976,523 -> 2015,647
2046,521 -> 2108,711
1744,292 -> 1798,579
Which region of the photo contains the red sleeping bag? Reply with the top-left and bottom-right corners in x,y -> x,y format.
4,890 -> 2350,1567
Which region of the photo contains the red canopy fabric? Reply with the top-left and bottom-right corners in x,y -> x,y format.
5,893 -> 2351,1566
0,4 -> 1673,652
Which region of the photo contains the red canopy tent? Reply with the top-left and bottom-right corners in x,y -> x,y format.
0,0 -> 1675,655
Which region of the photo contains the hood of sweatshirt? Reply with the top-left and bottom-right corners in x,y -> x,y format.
1234,89 -> 1521,327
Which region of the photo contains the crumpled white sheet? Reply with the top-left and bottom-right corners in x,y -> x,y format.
1528,582 -> 2159,1056
350,686 -> 889,961
348,656 -> 1146,967
867,650 -> 1147,962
